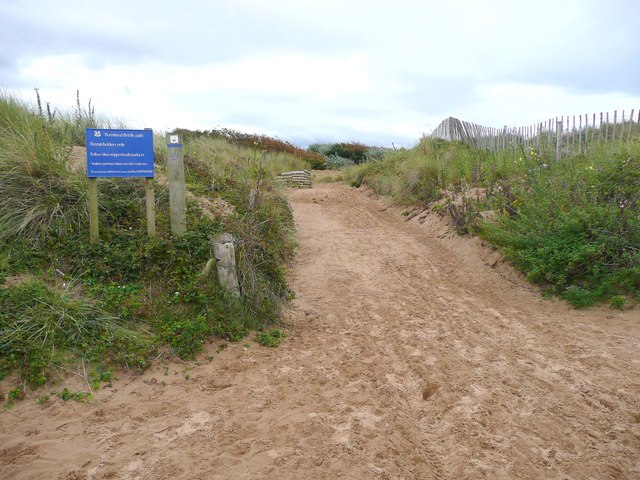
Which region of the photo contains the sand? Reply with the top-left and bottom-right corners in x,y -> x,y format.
1,178 -> 639,479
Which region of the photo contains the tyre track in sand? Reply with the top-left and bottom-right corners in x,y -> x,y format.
1,180 -> 639,479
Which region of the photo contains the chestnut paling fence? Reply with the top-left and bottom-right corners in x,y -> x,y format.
431,109 -> 640,159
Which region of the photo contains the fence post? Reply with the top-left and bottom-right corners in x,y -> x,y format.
144,128 -> 156,238
579,115 -> 583,152
555,120 -> 563,161
145,177 -> 156,237
88,177 -> 99,244
166,134 -> 186,235
212,233 -> 240,297
612,110 -> 617,150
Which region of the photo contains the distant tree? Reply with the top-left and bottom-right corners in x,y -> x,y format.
324,142 -> 368,164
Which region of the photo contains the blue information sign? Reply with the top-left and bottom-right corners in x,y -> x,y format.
86,128 -> 154,178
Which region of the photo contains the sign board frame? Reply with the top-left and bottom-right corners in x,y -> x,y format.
84,128 -> 156,243
86,128 -> 154,178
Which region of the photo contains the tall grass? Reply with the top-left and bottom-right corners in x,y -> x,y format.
181,133 -> 301,324
183,135 -> 308,197
0,91 -> 114,245
0,279 -> 152,386
0,92 -> 301,388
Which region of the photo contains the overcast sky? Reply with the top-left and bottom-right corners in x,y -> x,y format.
2,0 -> 639,147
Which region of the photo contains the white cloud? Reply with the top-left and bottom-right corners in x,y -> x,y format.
461,83 -> 640,129
4,0 -> 640,146
15,51 -> 378,129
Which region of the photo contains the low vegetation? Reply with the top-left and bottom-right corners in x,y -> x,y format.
171,127 -> 326,169
347,137 -> 639,308
309,142 -> 391,169
0,92 -> 306,394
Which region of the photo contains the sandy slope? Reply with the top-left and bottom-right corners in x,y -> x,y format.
1,179 -> 639,479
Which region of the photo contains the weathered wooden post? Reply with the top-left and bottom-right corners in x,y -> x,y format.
555,119 -> 563,161
145,177 -> 156,237
212,233 -> 240,297
167,134 -> 186,235
144,128 -> 156,238
88,177 -> 99,244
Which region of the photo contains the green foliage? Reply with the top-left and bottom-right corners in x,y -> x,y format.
480,147 -> 639,307
156,313 -> 210,359
364,147 -> 393,163
58,387 -> 93,402
325,142 -> 368,164
325,154 -> 354,169
208,292 -> 251,341
0,90 -> 121,248
87,282 -> 143,320
350,135 -> 639,307
442,195 -> 485,234
89,366 -> 112,390
610,295 -> 626,309
5,385 -> 25,408
307,143 -> 329,155
0,241 -> 48,277
0,279 -> 151,385
231,192 -> 296,322
308,142 -> 390,169
348,139 -> 488,203
255,328 -> 286,347
0,91 -> 298,388
0,105 -> 87,244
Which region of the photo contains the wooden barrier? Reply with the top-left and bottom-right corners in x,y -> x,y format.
431,108 -> 640,157
276,170 -> 312,188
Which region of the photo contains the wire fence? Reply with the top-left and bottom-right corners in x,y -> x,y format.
431,109 -> 640,159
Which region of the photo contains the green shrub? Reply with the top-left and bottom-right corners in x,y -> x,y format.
156,312 -> 210,359
5,385 -> 25,407
58,387 -> 93,402
209,292 -> 251,341
479,145 -> 639,302
325,142 -> 368,164
0,279 -> 151,384
309,142 -> 388,168
255,328 -> 286,347
325,154 -> 354,169
349,134 -> 639,307
609,295 -> 626,309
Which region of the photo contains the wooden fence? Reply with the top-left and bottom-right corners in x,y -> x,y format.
431,109 -> 640,159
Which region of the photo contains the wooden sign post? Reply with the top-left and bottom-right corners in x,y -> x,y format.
86,128 -> 156,244
167,134 -> 186,235
88,178 -> 99,243
145,177 -> 156,237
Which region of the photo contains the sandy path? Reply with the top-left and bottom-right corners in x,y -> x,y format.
1,180 -> 639,479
